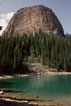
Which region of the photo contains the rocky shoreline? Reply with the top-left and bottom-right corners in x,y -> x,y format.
0,74 -> 30,79
0,72 -> 71,80
0,95 -> 64,106
0,62 -> 71,79
0,62 -> 70,106
0,95 -> 38,106
28,62 -> 71,75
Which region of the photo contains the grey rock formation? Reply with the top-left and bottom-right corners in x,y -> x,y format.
3,5 -> 64,36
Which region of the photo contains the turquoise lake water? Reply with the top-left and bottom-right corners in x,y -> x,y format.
0,75 -> 71,105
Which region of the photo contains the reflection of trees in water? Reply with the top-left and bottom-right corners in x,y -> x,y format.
0,81 -> 27,93
0,81 -> 13,88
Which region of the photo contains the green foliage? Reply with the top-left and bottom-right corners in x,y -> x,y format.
0,32 -> 71,74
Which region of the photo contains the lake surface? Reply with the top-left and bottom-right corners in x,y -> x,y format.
0,75 -> 71,105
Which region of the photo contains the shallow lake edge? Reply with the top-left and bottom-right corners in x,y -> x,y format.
0,71 -> 71,79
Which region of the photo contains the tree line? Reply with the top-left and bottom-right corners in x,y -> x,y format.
0,32 -> 71,74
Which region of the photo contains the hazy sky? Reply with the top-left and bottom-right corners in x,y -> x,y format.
0,0 -> 71,35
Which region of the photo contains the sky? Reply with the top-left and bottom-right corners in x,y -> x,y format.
0,0 -> 71,35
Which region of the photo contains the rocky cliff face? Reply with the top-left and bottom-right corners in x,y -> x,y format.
3,5 -> 64,36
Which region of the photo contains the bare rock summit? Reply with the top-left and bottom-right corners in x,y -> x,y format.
3,5 -> 64,36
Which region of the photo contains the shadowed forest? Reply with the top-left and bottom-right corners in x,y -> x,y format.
0,32 -> 71,74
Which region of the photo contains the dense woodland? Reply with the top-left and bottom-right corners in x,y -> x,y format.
0,32 -> 71,74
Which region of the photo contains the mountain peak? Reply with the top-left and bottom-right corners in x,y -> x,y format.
3,5 -> 64,36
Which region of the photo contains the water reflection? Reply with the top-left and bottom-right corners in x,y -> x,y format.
0,81 -> 13,88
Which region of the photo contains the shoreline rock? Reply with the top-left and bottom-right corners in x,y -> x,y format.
0,95 -> 63,106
